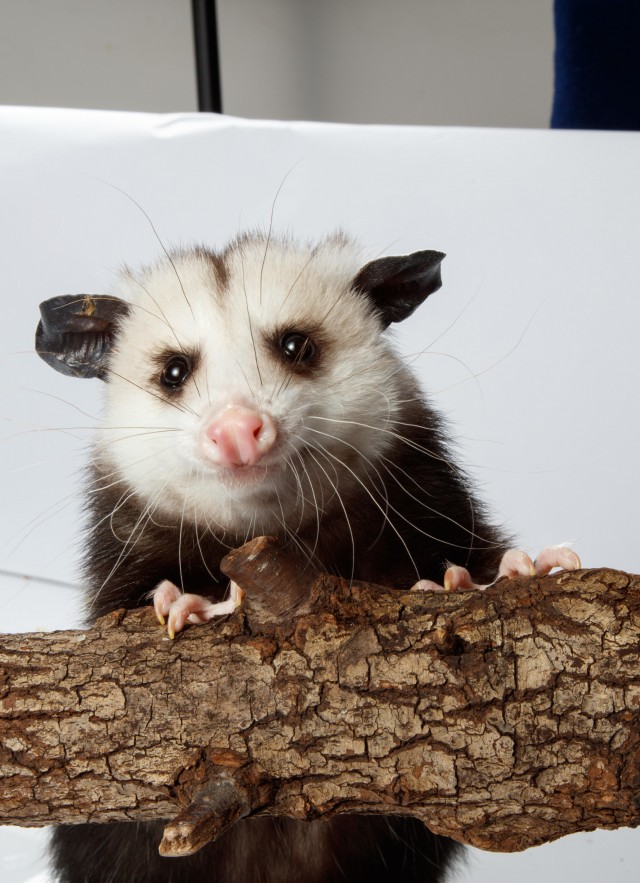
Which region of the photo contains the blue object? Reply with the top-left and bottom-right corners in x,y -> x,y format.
552,0 -> 640,130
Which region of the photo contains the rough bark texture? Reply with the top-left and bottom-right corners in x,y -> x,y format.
1,537 -> 639,856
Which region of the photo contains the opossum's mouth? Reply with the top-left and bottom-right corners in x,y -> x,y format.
200,459 -> 283,489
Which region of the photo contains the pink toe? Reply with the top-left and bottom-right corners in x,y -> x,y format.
151,579 -> 181,624
167,594 -> 205,637
534,546 -> 581,575
497,549 -> 536,579
411,579 -> 447,593
444,565 -> 474,591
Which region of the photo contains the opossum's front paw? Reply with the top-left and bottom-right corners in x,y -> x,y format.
151,579 -> 243,639
411,545 -> 581,593
494,545 -> 581,582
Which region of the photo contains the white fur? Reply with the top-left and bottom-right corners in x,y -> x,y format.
100,236 -> 412,537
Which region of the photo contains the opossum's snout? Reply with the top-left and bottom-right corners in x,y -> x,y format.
201,405 -> 277,468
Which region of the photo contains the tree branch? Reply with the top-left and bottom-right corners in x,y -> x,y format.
1,536 -> 639,855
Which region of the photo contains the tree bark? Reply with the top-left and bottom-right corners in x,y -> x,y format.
1,536 -> 639,856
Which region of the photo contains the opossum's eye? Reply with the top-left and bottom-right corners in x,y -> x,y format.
280,332 -> 316,365
161,354 -> 191,389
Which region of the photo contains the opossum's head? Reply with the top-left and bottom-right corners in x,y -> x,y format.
36,235 -> 444,535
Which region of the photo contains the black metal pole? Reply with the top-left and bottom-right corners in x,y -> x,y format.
191,0 -> 223,113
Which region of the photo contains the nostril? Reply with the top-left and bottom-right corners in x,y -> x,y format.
244,414 -> 262,439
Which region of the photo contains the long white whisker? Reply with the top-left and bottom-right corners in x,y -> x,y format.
306,414 -> 450,465
192,475 -> 221,586
304,420 -> 494,552
177,465 -> 191,591
0,445 -> 173,563
239,243 -> 263,386
269,477 -> 318,570
431,302 -> 548,398
88,465 -> 179,612
307,436 -> 421,581
293,449 -> 323,561
106,368 -> 199,417
126,275 -> 186,353
294,436 -> 355,584
259,159 -> 305,307
77,173 -> 196,319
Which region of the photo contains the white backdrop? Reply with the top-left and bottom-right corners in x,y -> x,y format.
0,106 -> 639,882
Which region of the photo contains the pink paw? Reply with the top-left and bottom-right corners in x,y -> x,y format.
411,545 -> 581,594
150,579 -> 243,639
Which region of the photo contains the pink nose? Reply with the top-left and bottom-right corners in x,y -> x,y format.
203,406 -> 276,467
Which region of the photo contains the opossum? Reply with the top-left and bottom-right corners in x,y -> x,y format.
36,232 -> 579,883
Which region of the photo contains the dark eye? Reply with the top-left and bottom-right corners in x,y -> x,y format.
161,354 -> 191,388
280,332 -> 316,365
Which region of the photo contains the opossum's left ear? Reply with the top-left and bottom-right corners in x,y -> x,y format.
35,294 -> 130,380
352,250 -> 445,327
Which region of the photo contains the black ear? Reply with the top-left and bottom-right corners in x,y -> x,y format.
35,294 -> 130,380
351,249 -> 445,327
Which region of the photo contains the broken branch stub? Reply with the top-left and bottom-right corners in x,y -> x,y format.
0,538 -> 639,856
220,535 -> 320,633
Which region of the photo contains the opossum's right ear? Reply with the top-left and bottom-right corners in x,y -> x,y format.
35,295 -> 129,380
352,250 -> 445,327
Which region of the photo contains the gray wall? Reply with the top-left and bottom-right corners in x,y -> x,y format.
0,0 -> 555,127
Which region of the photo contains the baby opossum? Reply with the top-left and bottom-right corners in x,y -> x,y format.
36,233 -> 579,883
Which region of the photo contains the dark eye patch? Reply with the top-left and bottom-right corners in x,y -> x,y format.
151,349 -> 199,393
269,327 -> 322,373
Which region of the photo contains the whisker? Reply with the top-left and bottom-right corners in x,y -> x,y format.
126,275 -> 186,353
0,446 -> 169,565
259,159 -> 306,307
373,448 -> 494,548
18,387 -> 101,422
177,465 -> 191,592
293,449 -> 323,561
404,284 -> 484,365
106,368 -> 199,417
78,174 -> 196,319
104,428 -> 182,446
87,466 -> 179,612
293,435 -> 355,584
0,486 -> 81,564
276,250 -> 318,319
239,242 -> 263,386
269,478 -> 318,571
306,414 -> 451,466
304,417 -> 495,554
306,436 -> 420,581
403,349 -> 484,404
433,301 -> 547,397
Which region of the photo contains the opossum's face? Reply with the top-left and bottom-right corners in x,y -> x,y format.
36,236 -> 444,536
